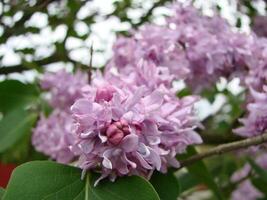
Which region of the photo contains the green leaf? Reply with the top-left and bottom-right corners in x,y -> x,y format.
3,161 -> 160,200
179,147 -> 224,200
88,173 -> 160,200
150,171 -> 180,200
0,109 -> 37,154
201,86 -> 217,103
15,48 -> 35,55
3,161 -> 84,200
251,177 -> 267,195
24,27 -> 40,34
0,188 -> 5,200
177,87 -> 191,98
178,173 -> 199,193
0,80 -> 39,114
248,159 -> 267,183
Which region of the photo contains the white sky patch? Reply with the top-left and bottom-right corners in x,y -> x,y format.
26,12 -> 48,28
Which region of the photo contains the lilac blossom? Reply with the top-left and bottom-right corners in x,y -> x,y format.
41,70 -> 87,109
252,15 -> 267,38
32,110 -> 75,164
231,154 -> 267,200
231,181 -> 262,200
70,81 -> 202,183
234,38 -> 267,137
234,88 -> 267,137
32,70 -> 88,163
107,4 -> 255,92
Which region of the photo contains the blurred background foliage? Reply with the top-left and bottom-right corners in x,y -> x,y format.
0,0 -> 267,199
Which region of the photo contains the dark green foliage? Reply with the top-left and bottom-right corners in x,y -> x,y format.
150,171 -> 180,200
0,188 -> 5,200
178,147 -> 224,200
3,161 -> 160,200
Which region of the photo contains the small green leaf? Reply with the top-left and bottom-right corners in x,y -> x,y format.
0,188 -> 5,200
248,159 -> 267,183
25,27 -> 40,34
251,177 -> 267,195
201,87 -> 217,103
15,48 -> 35,55
0,80 -> 39,114
178,147 -> 224,200
0,109 -> 37,154
150,171 -> 180,200
178,173 -> 199,193
3,161 -> 160,200
177,87 -> 191,98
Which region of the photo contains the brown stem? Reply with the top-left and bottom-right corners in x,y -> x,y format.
180,133 -> 267,168
88,44 -> 93,84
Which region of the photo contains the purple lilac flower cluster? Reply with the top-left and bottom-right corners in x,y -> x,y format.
231,154 -> 267,200
231,39 -> 267,199
70,74 -> 201,183
32,70 -> 87,163
40,70 -> 87,109
32,110 -> 76,164
234,38 -> 267,137
107,4 -> 255,92
253,16 -> 267,38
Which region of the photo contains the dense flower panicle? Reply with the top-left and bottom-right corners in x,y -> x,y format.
232,181 -> 262,200
234,88 -> 267,137
106,59 -> 176,94
41,70 -> 87,109
245,38 -> 267,90
166,5 -> 256,90
32,110 -> 76,164
106,27 -> 186,93
234,38 -> 267,137
32,70 -> 88,163
108,4 -> 255,92
231,154 -> 267,200
70,82 -> 202,183
253,15 -> 267,38
106,24 -> 191,91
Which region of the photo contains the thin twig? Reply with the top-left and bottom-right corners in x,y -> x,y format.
133,0 -> 172,28
179,133 -> 267,168
88,44 -> 93,84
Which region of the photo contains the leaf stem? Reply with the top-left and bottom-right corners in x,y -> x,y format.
88,44 -> 93,84
85,173 -> 90,200
180,133 -> 267,168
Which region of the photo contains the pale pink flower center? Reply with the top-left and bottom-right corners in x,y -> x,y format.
106,119 -> 130,145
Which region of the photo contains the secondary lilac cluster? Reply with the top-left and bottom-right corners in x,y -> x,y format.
234,38 -> 267,137
234,88 -> 267,137
107,4 -> 255,92
253,16 -> 267,38
32,110 -> 75,163
32,70 -> 87,163
231,154 -> 267,200
41,70 -> 87,109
